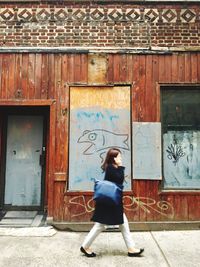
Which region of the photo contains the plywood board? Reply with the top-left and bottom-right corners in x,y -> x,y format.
133,122 -> 162,180
88,54 -> 107,84
69,86 -> 131,191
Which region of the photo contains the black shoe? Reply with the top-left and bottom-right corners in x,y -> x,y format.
80,247 -> 96,258
128,248 -> 144,257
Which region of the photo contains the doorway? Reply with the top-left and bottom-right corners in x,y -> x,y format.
0,107 -> 48,212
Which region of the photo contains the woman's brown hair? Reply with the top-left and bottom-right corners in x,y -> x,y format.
101,148 -> 121,171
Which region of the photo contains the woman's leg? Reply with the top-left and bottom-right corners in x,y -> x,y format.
82,222 -> 106,249
119,214 -> 136,250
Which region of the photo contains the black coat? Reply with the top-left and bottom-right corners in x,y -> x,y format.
91,164 -> 125,225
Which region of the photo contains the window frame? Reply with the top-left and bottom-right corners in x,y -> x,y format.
160,84 -> 200,193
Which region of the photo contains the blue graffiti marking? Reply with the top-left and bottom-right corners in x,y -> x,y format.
74,176 -> 84,183
77,111 -> 105,121
77,111 -> 119,123
105,110 -> 119,121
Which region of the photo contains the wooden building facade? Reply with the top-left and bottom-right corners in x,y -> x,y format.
0,0 -> 200,229
0,51 -> 200,229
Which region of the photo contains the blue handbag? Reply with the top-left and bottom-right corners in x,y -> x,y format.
93,179 -> 123,206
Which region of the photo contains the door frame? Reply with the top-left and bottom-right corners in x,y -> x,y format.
0,100 -> 56,213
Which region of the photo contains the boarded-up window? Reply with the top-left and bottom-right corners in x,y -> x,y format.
161,87 -> 200,189
69,86 -> 131,191
132,122 -> 161,180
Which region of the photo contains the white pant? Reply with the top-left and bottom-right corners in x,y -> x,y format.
82,214 -> 135,250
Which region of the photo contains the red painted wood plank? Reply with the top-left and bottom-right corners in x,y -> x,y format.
152,55 -> 159,122
48,54 -> 55,99
107,54 -> 114,84
61,56 -> 69,177
44,118 -> 50,209
126,54 -> 133,83
132,55 -> 140,121
1,55 -> 10,99
119,54 -> 128,82
138,180 -> 147,222
27,54 -> 36,99
47,101 -> 56,217
53,182 -> 65,221
68,54 -> 75,83
164,55 -> 172,83
54,54 -> 63,173
61,54 -> 68,83
184,53 -> 191,82
146,180 -> 160,222
35,54 -> 42,99
80,54 -> 88,84
188,196 -> 200,220
132,179 -> 147,222
64,85 -> 69,179
123,191 -> 137,222
64,194 -> 94,222
157,194 -> 175,221
173,195 -> 188,221
145,55 -> 153,121
125,180 -> 139,222
2,55 -> 10,99
171,54 -> 178,83
7,55 -> 15,99
59,62 -> 68,173
74,54 -> 88,84
54,54 -> 62,104
178,54 -> 185,82
158,55 -> 165,83
138,55 -> 146,122
74,54 -> 81,83
191,53 -> 198,83
41,54 -> 49,99
21,54 -> 29,99
113,54 -> 121,83
61,54 -> 69,89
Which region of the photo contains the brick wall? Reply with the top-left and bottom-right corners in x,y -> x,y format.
0,3 -> 200,48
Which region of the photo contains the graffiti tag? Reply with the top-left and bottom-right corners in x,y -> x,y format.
66,195 -> 174,218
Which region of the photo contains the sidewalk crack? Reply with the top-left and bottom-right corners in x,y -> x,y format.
150,231 -> 171,267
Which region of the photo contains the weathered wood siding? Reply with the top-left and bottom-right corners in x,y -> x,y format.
0,52 -> 200,222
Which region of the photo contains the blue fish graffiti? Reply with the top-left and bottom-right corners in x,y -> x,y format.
77,129 -> 129,157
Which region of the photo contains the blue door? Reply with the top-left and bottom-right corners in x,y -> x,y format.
4,115 -> 44,208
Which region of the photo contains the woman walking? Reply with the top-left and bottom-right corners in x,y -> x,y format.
80,148 -> 144,257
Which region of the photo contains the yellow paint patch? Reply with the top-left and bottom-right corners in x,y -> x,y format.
70,86 -> 130,109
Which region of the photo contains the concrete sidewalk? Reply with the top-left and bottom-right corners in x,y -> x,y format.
0,229 -> 199,267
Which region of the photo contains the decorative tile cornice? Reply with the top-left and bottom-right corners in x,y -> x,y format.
0,7 -> 199,23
